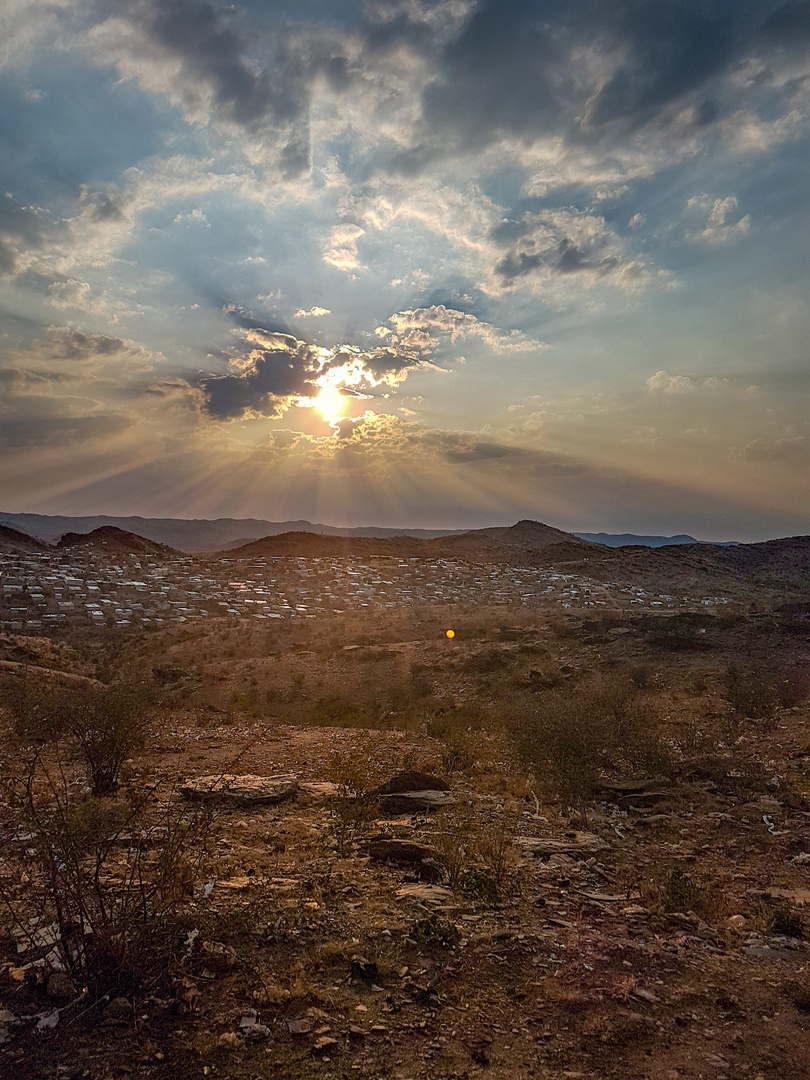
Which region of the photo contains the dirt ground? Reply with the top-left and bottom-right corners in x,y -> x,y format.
1,603 -> 809,1079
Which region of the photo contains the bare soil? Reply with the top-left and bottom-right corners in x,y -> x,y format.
1,602 -> 809,1080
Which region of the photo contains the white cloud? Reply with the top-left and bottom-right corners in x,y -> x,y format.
685,195 -> 751,244
322,223 -> 365,271
387,306 -> 546,353
646,370 -> 693,394
294,306 -> 331,318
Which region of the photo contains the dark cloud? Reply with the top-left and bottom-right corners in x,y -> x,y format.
410,0 -> 804,162
490,211 -> 630,285
496,238 -> 621,281
585,3 -> 736,130
762,0 -> 810,43
114,0 -> 314,176
421,0 -> 562,148
199,339 -> 319,419
195,324 -> 440,421
222,302 -> 292,334
79,186 -> 126,223
45,330 -> 133,361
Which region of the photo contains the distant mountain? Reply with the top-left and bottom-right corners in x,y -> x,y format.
56,526 -> 179,557
575,532 -> 739,548
225,519 -> 591,562
223,522 -> 810,602
0,513 -> 466,552
0,523 -> 46,554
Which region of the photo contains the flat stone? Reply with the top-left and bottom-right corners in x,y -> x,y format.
179,774 -> 298,805
519,831 -> 609,855
379,790 -> 455,813
285,1017 -> 313,1035
597,778 -> 667,797
395,883 -> 452,903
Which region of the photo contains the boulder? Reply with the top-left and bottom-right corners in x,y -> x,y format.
377,769 -> 453,814
179,774 -> 297,805
379,789 -> 455,813
379,769 -> 450,794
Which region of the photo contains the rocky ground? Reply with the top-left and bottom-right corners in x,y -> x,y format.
0,603 -> 809,1079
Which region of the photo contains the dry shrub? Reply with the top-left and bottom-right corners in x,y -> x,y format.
4,672 -> 153,796
325,736 -> 391,855
642,866 -> 730,921
724,658 -> 809,720
507,678 -> 670,809
0,754 -> 215,994
432,804 -> 516,904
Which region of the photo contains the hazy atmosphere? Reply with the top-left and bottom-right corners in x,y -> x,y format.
1,0 -> 808,540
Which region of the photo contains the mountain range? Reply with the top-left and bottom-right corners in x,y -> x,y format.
0,512 -> 735,553
2,517 -> 808,604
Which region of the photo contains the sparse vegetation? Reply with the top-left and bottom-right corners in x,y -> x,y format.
0,754 -> 214,995
1,561 -> 809,1079
507,675 -> 670,809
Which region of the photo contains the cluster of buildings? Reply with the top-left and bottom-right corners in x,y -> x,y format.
0,548 -> 729,635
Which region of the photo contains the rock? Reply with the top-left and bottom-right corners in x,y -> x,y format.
179,774 -> 298,805
284,1017 -> 313,1035
313,1035 -> 339,1053
299,781 -> 342,798
239,1013 -> 270,1040
104,997 -> 132,1022
618,790 -> 674,807
597,778 -> 668,798
518,832 -> 609,856
379,770 -> 450,794
35,1008 -> 60,1031
379,790 -> 455,814
200,940 -> 238,973
46,972 -> 76,1002
361,836 -> 439,865
396,884 -> 452,903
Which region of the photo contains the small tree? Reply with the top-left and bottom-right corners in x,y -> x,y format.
4,673 -> 152,796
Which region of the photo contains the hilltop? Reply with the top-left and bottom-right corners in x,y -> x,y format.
56,525 -> 179,557
0,523 -> 47,554
224,519 -> 591,563
0,511 -> 746,552
0,512 -> 466,552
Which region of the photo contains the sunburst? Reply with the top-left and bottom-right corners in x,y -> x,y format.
313,382 -> 346,422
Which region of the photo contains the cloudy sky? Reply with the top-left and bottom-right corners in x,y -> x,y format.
1,0 -> 808,540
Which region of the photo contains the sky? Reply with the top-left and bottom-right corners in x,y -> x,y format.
0,0 -> 808,541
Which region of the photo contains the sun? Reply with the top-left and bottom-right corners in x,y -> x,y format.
314,382 -> 346,421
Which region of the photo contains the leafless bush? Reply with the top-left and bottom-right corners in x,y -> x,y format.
723,659 -> 807,719
0,754 -> 215,994
432,805 -> 517,904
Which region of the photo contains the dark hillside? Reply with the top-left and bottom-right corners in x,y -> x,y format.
56,525 -> 179,557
